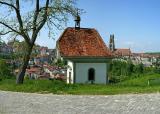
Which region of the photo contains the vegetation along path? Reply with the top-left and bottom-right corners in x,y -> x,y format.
0,90 -> 160,114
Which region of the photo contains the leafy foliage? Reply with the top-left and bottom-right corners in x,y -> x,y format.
109,60 -> 144,83
0,0 -> 79,84
0,59 -> 12,79
55,59 -> 65,67
134,63 -> 144,73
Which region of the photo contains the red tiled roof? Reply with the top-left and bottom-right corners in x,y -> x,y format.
114,48 -> 131,56
40,47 -> 48,51
26,68 -> 41,73
43,64 -> 58,71
57,27 -> 112,57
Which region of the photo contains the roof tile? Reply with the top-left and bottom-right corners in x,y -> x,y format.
57,27 -> 112,57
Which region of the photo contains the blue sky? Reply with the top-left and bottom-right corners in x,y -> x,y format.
37,0 -> 160,52
77,0 -> 160,53
3,0 -> 160,53
70,0 -> 160,53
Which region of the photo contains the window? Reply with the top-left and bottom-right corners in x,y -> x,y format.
88,68 -> 95,81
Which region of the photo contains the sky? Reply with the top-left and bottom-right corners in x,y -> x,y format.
2,0 -> 160,53
73,0 -> 160,53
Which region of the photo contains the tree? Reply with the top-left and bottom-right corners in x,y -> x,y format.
0,38 -> 2,45
0,0 -> 78,84
136,63 -> 144,74
126,61 -> 134,76
0,59 -> 11,79
10,40 -> 39,64
56,58 -> 65,67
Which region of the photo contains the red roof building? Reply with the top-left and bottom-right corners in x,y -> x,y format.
114,48 -> 132,57
57,27 -> 112,58
56,26 -> 112,84
109,34 -> 132,57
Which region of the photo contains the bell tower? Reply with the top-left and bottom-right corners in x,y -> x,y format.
109,34 -> 115,51
74,9 -> 81,29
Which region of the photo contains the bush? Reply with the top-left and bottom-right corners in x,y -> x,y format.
135,63 -> 144,73
109,60 -> 133,82
0,59 -> 12,79
126,62 -> 134,75
153,67 -> 160,74
109,60 -> 145,83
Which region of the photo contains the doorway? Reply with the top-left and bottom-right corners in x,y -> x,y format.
88,68 -> 95,83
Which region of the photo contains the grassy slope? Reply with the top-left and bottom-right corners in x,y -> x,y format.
68,74 -> 160,95
1,74 -> 160,95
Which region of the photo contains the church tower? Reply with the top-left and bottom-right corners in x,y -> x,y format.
109,34 -> 115,51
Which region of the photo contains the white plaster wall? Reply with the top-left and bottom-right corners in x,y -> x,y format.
75,63 -> 107,84
67,60 -> 74,84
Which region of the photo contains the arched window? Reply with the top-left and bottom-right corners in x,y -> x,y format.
88,68 -> 95,81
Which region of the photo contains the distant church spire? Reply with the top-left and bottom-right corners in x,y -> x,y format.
109,34 -> 115,51
74,9 -> 81,29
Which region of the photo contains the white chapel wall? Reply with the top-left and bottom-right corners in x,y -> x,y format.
75,63 -> 107,84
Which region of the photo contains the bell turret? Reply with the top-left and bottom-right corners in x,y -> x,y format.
74,10 -> 81,29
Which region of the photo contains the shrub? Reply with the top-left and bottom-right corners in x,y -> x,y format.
0,59 -> 12,79
153,67 -> 160,74
109,60 -> 145,83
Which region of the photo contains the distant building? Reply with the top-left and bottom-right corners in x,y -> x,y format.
28,46 -> 55,65
109,34 -> 132,57
0,42 -> 13,54
132,53 -> 160,67
109,34 -> 115,52
40,47 -> 48,55
25,66 -> 50,80
114,48 -> 132,57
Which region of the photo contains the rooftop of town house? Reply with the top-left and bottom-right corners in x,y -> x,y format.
114,48 -> 132,56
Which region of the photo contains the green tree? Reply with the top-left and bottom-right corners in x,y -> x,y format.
0,0 -> 78,84
56,59 -> 65,67
134,63 -> 144,74
126,61 -> 134,76
109,60 -> 127,82
0,59 -> 11,79
109,60 -> 135,82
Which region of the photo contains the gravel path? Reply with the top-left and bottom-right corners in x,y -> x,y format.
0,91 -> 160,114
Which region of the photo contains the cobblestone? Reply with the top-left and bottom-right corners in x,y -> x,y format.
0,91 -> 160,114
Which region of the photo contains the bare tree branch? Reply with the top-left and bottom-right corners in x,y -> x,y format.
15,0 -> 30,44
0,20 -> 30,44
33,0 -> 40,33
0,30 -> 13,35
37,0 -> 50,31
0,21 -> 20,34
0,1 -> 17,10
31,0 -> 49,44
15,0 -> 23,30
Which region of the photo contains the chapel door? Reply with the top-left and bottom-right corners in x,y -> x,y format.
88,68 -> 95,84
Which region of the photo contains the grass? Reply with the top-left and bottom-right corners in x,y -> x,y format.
1,73 -> 160,95
0,79 -> 77,94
